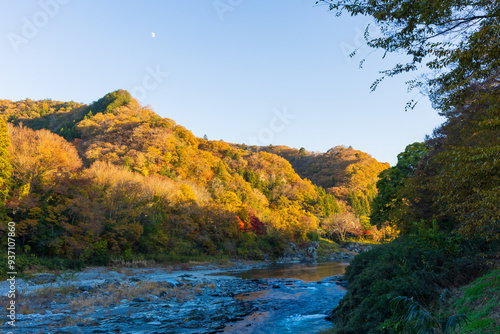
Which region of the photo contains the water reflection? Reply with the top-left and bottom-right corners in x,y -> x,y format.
220,261 -> 349,334
226,261 -> 348,282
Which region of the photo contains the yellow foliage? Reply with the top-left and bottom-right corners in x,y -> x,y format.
220,191 -> 242,212
7,123 -> 82,188
176,184 -> 197,203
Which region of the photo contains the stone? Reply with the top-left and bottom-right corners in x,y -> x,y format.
338,280 -> 349,288
30,273 -> 57,284
132,297 -> 146,303
129,276 -> 142,282
54,326 -> 81,333
277,241 -> 319,263
79,285 -> 95,292
163,279 -> 180,287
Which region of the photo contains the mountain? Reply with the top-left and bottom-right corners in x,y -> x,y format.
1,90 -> 359,264
239,145 -> 390,219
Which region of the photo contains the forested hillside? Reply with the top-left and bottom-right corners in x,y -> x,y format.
0,90 -> 385,268
242,145 -> 390,219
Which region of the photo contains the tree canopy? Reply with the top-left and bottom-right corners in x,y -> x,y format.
370,142 -> 429,231
317,0 -> 500,110
319,0 -> 500,240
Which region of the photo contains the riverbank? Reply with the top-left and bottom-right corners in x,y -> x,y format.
0,259 -> 351,333
320,234 -> 499,334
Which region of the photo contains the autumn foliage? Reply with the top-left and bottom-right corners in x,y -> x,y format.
0,90 -> 390,263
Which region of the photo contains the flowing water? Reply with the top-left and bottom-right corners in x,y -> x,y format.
5,262 -> 349,333
221,261 -> 349,334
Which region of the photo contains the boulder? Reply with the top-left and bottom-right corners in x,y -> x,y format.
342,242 -> 373,253
277,241 -> 319,263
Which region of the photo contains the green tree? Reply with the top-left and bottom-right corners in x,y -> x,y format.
89,89 -> 132,115
318,0 -> 500,110
409,82 -> 500,239
370,142 -> 429,231
319,1 -> 500,240
0,117 -> 12,203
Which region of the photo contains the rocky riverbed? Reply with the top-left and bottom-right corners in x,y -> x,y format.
0,247 -> 359,333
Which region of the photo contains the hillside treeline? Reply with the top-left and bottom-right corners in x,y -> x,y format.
240,144 -> 390,235
0,90 -> 387,267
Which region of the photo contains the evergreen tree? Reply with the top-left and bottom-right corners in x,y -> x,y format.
348,190 -> 362,217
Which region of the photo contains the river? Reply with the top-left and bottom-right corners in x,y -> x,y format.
3,261 -> 349,333
219,261 -> 349,334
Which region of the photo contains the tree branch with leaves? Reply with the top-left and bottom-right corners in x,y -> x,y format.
317,0 -> 500,111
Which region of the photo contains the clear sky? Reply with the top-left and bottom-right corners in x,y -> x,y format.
0,0 -> 444,165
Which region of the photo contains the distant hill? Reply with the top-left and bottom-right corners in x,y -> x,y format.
237,145 -> 390,219
0,90 -> 354,263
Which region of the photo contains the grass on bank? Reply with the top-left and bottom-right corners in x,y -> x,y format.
451,269 -> 500,333
317,238 -> 341,257
317,270 -> 500,334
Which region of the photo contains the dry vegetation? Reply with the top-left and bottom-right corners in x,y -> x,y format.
0,279 -> 216,329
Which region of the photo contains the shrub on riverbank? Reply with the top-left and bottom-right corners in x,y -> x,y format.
0,228 -> 291,280
0,253 -> 85,280
325,224 -> 496,334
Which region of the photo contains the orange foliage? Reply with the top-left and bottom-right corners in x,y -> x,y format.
0,91 -> 362,261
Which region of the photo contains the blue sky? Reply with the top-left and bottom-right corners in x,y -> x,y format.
0,0 -> 444,165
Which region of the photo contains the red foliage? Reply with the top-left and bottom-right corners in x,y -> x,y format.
349,228 -> 364,238
248,214 -> 266,235
236,215 -> 245,230
235,214 -> 266,235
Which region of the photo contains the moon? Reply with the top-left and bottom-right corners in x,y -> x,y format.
151,32 -> 156,38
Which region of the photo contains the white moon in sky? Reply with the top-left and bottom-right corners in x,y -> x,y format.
151,32 -> 156,38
